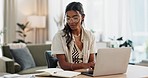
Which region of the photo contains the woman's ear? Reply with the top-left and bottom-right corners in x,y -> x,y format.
82,14 -> 85,21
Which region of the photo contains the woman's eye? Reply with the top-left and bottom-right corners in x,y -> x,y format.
74,18 -> 78,20
66,18 -> 70,20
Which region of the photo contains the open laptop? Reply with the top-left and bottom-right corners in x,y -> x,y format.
82,47 -> 131,77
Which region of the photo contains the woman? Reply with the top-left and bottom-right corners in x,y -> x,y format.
51,2 -> 96,70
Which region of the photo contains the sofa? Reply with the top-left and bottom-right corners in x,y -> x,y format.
0,44 -> 51,74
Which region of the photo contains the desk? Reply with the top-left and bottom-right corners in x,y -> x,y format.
36,65 -> 148,78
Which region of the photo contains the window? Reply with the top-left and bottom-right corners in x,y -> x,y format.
130,0 -> 148,62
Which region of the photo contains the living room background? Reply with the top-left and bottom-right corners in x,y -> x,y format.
0,0 -> 148,62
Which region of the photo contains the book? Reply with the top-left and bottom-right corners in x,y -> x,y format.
36,68 -> 81,78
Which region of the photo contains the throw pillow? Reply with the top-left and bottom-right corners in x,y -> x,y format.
10,47 -> 36,70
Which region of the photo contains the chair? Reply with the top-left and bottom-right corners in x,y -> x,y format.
45,51 -> 58,68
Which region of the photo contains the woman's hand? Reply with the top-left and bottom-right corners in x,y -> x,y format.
82,62 -> 95,69
89,62 -> 95,69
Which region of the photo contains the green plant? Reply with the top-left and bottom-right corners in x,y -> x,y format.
13,22 -> 32,44
117,37 -> 134,51
109,36 -> 134,50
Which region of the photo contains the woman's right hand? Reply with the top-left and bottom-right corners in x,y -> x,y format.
82,62 -> 95,69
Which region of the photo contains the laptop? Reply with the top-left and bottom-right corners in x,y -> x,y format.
82,47 -> 131,77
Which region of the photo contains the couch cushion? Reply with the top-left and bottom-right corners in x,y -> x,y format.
10,47 -> 36,70
27,44 -> 51,66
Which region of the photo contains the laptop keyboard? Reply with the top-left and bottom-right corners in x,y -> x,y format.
81,70 -> 94,76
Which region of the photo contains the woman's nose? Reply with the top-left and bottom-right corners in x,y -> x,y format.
68,18 -> 74,23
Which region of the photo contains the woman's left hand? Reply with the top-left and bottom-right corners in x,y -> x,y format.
88,62 -> 95,69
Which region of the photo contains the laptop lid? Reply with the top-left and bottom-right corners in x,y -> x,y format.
93,47 -> 131,76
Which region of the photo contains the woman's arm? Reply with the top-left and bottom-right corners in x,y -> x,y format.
56,53 -> 95,70
88,53 -> 95,69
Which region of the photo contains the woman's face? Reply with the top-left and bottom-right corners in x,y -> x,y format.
66,10 -> 84,31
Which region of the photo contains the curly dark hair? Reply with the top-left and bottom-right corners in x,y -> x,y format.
62,2 -> 85,49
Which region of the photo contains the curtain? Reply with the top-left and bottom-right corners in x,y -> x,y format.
71,0 -> 132,41
4,0 -> 16,44
0,0 -> 4,57
35,0 -> 48,44
102,0 -> 132,40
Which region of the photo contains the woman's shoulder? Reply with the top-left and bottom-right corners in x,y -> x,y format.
83,28 -> 94,36
53,30 -> 64,38
55,30 -> 64,35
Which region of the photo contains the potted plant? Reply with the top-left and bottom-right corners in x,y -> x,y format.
109,36 -> 134,51
13,22 -> 33,44
117,37 -> 134,51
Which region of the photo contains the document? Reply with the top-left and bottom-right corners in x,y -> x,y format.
36,68 -> 81,78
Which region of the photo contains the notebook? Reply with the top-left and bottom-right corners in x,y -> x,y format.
36,68 -> 81,78
82,47 -> 131,77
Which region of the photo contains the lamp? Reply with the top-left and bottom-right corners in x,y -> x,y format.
27,16 -> 46,28
27,15 -> 46,44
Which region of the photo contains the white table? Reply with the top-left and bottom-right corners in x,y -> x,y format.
36,65 -> 148,78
